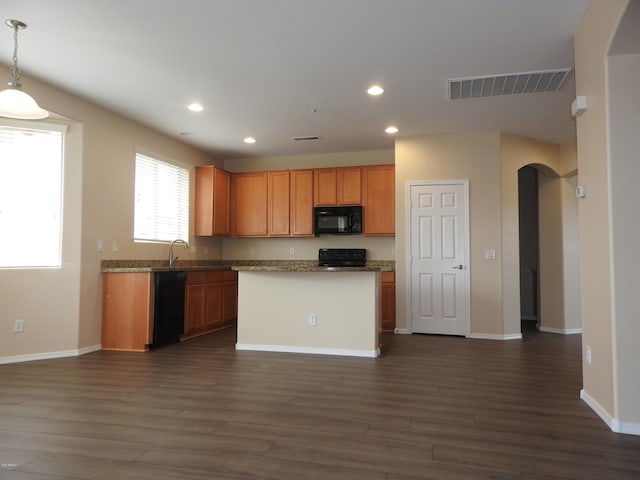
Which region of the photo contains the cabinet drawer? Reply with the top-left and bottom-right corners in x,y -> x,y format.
381,271 -> 395,283
187,271 -> 206,284
206,270 -> 223,282
223,270 -> 238,282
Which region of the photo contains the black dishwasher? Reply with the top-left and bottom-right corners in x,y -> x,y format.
149,271 -> 186,349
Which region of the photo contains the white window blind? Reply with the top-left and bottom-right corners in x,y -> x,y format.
0,124 -> 64,268
134,153 -> 189,242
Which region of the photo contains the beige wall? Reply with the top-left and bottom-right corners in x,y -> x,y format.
499,134 -> 562,336
574,0 -> 629,424
395,132 -> 503,335
395,132 -> 566,338
224,149 -> 393,172
222,150 -> 396,261
561,174 -> 581,333
608,52 -> 640,425
0,66 -> 220,361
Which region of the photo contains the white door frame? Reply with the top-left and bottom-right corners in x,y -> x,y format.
405,179 -> 471,336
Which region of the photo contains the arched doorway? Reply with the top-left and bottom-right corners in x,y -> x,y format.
518,163 -> 581,336
518,166 -> 539,333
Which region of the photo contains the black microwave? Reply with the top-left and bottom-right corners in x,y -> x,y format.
313,206 -> 362,235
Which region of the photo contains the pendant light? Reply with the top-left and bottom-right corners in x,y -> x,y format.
0,19 -> 48,119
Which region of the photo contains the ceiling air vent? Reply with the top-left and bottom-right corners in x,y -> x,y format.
448,69 -> 571,100
291,135 -> 322,142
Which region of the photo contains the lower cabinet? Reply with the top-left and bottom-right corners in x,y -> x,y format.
381,271 -> 396,332
102,270 -> 238,350
222,270 -> 238,324
102,272 -> 153,352
184,269 -> 237,338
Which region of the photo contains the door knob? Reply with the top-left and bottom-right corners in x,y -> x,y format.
452,264 -> 464,270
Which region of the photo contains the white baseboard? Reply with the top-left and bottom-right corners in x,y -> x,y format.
581,389 -> 640,436
539,326 -> 583,335
0,344 -> 101,365
235,343 -> 380,358
468,333 -> 523,340
394,328 -> 410,334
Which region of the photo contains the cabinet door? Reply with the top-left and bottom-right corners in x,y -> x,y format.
362,165 -> 395,235
195,166 -> 230,236
102,273 -> 153,352
290,169 -> 314,236
185,272 -> 206,336
268,171 -> 291,236
232,172 -> 268,236
337,167 -> 362,205
381,271 -> 396,332
205,281 -> 222,329
313,168 -> 337,206
213,168 -> 231,236
195,166 -> 214,236
222,270 -> 238,324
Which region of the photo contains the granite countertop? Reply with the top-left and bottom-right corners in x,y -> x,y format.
101,259 -> 394,273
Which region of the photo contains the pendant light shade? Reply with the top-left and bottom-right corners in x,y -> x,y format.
0,86 -> 48,119
0,19 -> 48,120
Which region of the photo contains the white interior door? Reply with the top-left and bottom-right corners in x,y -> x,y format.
409,182 -> 469,336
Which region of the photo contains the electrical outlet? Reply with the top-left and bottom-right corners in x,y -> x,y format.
249,247 -> 256,255
586,345 -> 592,365
191,246 -> 197,254
289,247 -> 295,255
112,241 -> 119,252
96,240 -> 104,252
308,313 -> 317,326
14,319 -> 24,333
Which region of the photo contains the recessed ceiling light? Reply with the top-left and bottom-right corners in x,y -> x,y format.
188,103 -> 204,112
243,137 -> 256,144
385,126 -> 399,134
367,85 -> 384,96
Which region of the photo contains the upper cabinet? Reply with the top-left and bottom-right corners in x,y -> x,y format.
289,170 -> 314,237
362,165 -> 395,236
231,169 -> 314,238
268,170 -> 291,236
231,171 -> 268,237
195,164 -> 393,238
313,167 -> 361,206
195,166 -> 230,236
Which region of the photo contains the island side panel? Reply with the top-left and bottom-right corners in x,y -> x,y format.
236,271 -> 379,357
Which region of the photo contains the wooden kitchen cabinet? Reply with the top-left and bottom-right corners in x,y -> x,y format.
205,271 -> 223,330
232,171 -> 268,236
362,165 -> 395,235
195,166 -> 231,236
290,169 -> 314,236
268,170 -> 291,236
381,271 -> 396,332
102,273 -> 153,352
313,167 -> 362,206
184,272 -> 206,337
184,270 -> 234,338
222,270 -> 238,324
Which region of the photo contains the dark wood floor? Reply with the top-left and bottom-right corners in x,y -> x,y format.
2,325 -> 640,480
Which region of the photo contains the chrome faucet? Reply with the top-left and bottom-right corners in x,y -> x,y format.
169,239 -> 189,267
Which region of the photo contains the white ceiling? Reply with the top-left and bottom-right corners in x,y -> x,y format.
0,0 -> 591,159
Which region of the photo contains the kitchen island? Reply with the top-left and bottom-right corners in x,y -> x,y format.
233,264 -> 384,358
